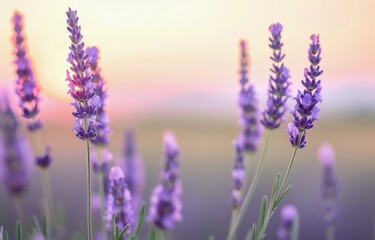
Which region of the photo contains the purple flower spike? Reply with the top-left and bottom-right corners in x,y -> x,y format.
0,96 -> 32,196
318,143 -> 339,227
237,40 -> 261,152
148,131 -> 182,230
288,34 -> 322,148
231,140 -> 245,209
13,12 -> 42,132
277,204 -> 298,240
123,130 -> 144,213
86,46 -> 110,146
261,23 -> 291,130
105,166 -> 134,231
66,8 -> 100,140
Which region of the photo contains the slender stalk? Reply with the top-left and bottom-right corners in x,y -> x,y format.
228,130 -> 271,240
256,146 -> 299,240
14,196 -> 24,223
156,228 -> 166,240
84,119 -> 93,240
326,225 -> 335,240
96,147 -> 107,240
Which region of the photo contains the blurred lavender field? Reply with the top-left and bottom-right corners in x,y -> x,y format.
1,113 -> 374,239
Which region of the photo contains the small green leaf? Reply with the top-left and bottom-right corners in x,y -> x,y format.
116,225 -> 129,240
43,215 -> 48,238
208,235 -> 214,240
16,221 -> 21,240
111,214 -> 116,240
149,226 -> 156,240
32,216 -> 42,234
4,231 -> 9,240
271,173 -> 281,202
128,234 -> 136,240
115,225 -> 120,237
134,202 -> 146,237
251,223 -> 257,240
257,196 -> 268,230
273,185 -> 292,212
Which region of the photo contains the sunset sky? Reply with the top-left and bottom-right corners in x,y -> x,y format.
0,0 -> 374,119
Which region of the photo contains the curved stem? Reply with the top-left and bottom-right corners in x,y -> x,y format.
84,119 -> 93,240
96,147 -> 107,240
256,146 -> 299,240
228,130 -> 271,240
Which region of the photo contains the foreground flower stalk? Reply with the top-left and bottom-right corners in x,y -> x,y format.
228,23 -> 290,240
66,8 -> 101,240
250,34 -> 323,240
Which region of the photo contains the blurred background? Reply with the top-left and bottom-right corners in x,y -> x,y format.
0,0 -> 374,239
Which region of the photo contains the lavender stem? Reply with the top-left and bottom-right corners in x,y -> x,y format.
228,129 -> 271,240
84,119 -> 93,240
96,147 -> 107,240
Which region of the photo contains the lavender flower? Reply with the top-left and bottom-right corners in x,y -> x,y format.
122,130 -> 144,213
231,140 -> 245,209
105,167 -> 134,231
32,234 -> 45,240
148,131 -> 182,230
261,23 -> 291,130
277,205 -> 299,240
237,40 -> 261,152
0,96 -> 31,196
66,8 -> 100,140
318,143 -> 339,231
86,46 -> 110,146
288,34 -> 322,148
91,148 -> 112,175
13,11 -> 42,132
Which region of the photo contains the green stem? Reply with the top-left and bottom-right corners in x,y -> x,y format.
228,129 -> 271,240
96,147 -> 107,240
256,146 -> 299,240
326,225 -> 335,240
14,197 -> 24,223
84,119 -> 93,240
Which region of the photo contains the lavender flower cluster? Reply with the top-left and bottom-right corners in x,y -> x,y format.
288,34 -> 323,148
13,12 -> 42,132
66,8 -> 100,140
262,23 -> 291,130
148,132 -> 183,230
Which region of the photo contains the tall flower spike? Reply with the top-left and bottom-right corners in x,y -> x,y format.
0,96 -> 32,196
13,11 -> 42,132
237,40 -> 261,152
318,143 -> 339,234
277,205 -> 299,240
123,130 -> 144,213
261,23 -> 291,130
86,47 -> 110,146
148,131 -> 182,230
288,34 -> 322,148
105,167 -> 134,231
66,8 -> 100,140
231,140 -> 245,209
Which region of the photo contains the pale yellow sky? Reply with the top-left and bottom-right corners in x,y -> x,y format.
0,0 -> 374,119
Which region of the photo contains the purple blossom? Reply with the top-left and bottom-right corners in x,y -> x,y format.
91,148 -> 112,174
12,11 -> 42,132
105,166 -> 134,231
148,131 -> 182,230
231,140 -> 245,209
277,204 -> 299,240
288,34 -> 322,148
66,8 -> 100,140
122,130 -> 144,214
0,96 -> 32,196
237,40 -> 261,152
86,46 -> 110,146
262,23 -> 291,130
318,143 -> 339,227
